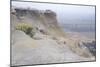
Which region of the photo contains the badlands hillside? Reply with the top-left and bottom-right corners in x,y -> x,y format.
11,7 -> 96,66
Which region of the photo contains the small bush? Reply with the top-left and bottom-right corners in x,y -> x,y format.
16,23 -> 35,37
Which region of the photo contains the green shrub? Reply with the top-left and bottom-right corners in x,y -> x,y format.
16,23 -> 35,37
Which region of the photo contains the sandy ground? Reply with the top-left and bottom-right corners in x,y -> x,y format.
11,30 -> 94,66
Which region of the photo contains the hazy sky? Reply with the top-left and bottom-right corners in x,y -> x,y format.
12,1 -> 95,24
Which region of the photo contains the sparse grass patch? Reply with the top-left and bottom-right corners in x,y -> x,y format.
16,23 -> 35,37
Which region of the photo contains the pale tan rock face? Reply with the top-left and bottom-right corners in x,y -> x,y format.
11,7 -> 95,66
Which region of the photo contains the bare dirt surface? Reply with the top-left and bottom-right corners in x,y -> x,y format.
11,31 -> 94,66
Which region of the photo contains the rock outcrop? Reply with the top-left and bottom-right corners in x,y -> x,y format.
11,7 -> 96,66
